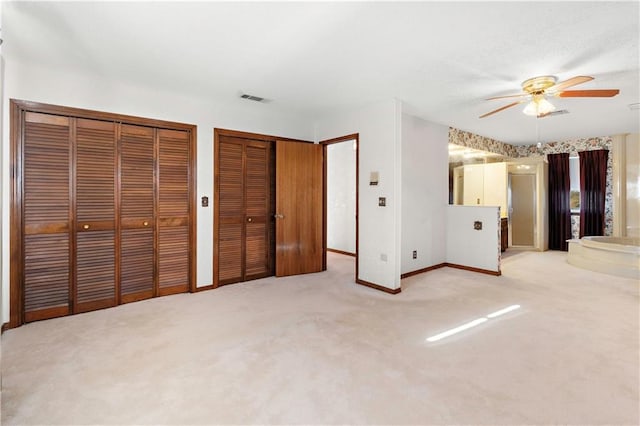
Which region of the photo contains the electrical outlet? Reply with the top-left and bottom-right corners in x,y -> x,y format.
380,253 -> 387,262
379,197 -> 386,207
412,250 -> 417,259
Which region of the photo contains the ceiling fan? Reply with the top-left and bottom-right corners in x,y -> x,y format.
479,75 -> 619,119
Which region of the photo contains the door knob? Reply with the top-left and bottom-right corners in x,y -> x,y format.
274,214 -> 285,219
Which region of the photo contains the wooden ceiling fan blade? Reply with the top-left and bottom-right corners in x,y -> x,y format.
558,89 -> 620,98
486,93 -> 530,101
547,76 -> 594,93
479,101 -> 523,118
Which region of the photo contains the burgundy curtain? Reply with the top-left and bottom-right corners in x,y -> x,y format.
548,153 -> 571,251
579,149 -> 608,237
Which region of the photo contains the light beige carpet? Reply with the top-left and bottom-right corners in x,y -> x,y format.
1,251 -> 638,425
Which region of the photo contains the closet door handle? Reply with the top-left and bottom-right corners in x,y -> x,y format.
143,221 -> 149,226
274,214 -> 285,219
247,217 -> 253,223
83,224 -> 90,230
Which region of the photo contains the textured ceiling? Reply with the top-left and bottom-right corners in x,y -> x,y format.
4,1 -> 639,144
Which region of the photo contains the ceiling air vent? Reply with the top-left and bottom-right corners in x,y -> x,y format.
539,109 -> 569,118
240,93 -> 265,102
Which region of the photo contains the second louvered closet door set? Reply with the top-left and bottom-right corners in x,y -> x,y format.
20,108 -> 193,323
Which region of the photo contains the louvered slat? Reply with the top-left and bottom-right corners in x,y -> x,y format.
120,228 -> 154,299
120,125 -> 154,302
158,129 -> 189,218
24,234 -> 70,321
159,226 -> 189,290
219,141 -> 243,218
121,125 -> 154,220
246,222 -> 268,276
218,138 -> 244,284
245,144 -> 270,279
219,223 -> 242,282
246,145 -> 268,217
268,145 -> 276,278
76,231 -> 116,310
157,130 -> 190,294
75,119 -> 117,312
23,114 -> 71,322
24,120 -> 70,226
76,119 -> 115,222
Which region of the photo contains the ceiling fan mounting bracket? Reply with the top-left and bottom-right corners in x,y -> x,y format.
521,75 -> 557,94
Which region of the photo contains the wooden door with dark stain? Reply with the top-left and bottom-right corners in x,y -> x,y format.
216,135 -> 273,286
275,141 -> 323,276
157,129 -> 191,295
119,124 -> 155,303
75,118 -> 117,313
22,112 -> 72,322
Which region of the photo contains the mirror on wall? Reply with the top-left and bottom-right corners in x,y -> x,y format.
448,144 -> 508,209
448,143 -> 548,251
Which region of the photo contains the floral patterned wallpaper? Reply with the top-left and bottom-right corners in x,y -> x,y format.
513,137 -> 612,159
448,129 -> 613,237
448,128 -> 518,158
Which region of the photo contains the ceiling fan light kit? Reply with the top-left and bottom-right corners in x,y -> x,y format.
480,75 -> 620,119
523,95 -> 556,117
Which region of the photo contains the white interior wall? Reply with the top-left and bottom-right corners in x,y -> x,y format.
626,133 -> 640,237
315,99 -> 402,290
446,205 -> 500,273
327,141 -> 356,254
400,114 -> 447,274
1,57 -> 315,323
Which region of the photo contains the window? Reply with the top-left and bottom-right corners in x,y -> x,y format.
569,156 -> 580,213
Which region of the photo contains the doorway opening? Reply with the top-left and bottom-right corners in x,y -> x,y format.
321,134 -> 359,278
509,173 -> 537,248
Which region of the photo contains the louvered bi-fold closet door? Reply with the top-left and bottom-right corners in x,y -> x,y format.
75,119 -> 117,313
217,136 -> 273,286
218,138 -> 244,284
120,124 -> 155,303
245,143 -> 272,280
23,112 -> 71,322
157,129 -> 190,295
